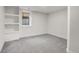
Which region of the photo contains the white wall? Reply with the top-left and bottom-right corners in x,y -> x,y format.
4,7 -> 67,42
21,9 -> 68,39
21,11 -> 48,37
68,7 -> 79,52
48,9 -> 67,39
4,10 -> 48,41
0,6 -> 5,51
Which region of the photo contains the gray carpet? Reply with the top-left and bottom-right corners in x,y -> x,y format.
1,34 -> 67,53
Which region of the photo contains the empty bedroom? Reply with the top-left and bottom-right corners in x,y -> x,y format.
0,6 -> 67,53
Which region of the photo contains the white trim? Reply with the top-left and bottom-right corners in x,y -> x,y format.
48,33 -> 67,40
0,41 -> 5,52
67,6 -> 70,51
66,48 -> 72,53
66,48 -> 78,53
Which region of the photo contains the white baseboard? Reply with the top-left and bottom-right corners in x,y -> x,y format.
20,33 -> 48,38
66,48 -> 72,53
66,48 -> 77,53
0,41 -> 5,52
48,33 -> 67,40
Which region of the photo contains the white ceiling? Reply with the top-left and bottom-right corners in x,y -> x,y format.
21,6 -> 67,14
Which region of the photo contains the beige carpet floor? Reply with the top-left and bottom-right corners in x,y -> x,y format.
1,34 -> 67,53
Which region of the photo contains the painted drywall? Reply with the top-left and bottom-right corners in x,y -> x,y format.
4,7 -> 67,42
0,6 -> 5,51
48,9 -> 67,39
68,6 -> 79,52
21,11 -> 48,37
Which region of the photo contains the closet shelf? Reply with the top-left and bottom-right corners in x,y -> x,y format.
4,23 -> 19,24
5,13 -> 19,17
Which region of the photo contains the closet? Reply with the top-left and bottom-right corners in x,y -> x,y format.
4,6 -> 31,41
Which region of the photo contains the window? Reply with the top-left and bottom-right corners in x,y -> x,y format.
22,9 -> 31,26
